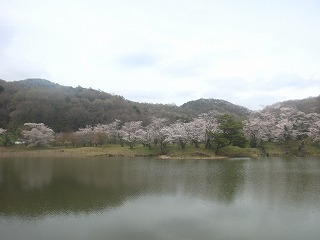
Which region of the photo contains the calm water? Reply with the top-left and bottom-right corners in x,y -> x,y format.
0,156 -> 320,240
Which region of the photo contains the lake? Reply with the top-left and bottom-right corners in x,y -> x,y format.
0,156 -> 320,240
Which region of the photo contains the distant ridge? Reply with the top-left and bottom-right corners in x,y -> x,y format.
18,78 -> 59,87
267,95 -> 320,114
181,98 -> 251,118
0,78 -> 318,131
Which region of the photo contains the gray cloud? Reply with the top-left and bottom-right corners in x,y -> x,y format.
1,0 -> 320,110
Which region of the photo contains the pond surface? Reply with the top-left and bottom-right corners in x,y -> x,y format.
0,156 -> 320,240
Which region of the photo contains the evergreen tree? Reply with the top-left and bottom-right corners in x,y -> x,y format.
212,114 -> 246,154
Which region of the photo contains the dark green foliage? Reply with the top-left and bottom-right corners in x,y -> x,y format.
0,132 -> 8,146
248,130 -> 259,148
212,114 -> 247,154
132,105 -> 141,115
270,95 -> 320,114
0,79 -> 250,132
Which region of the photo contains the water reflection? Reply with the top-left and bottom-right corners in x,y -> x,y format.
0,157 -> 246,217
1,157 -> 320,218
1,157 -> 320,240
244,158 -> 320,209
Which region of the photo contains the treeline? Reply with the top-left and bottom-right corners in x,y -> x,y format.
8,113 -> 246,155
2,106 -> 319,156
244,106 -> 320,147
0,79 -> 250,132
1,78 -> 320,155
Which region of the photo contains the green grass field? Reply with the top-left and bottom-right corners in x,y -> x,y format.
261,141 -> 320,157
1,141 -> 319,159
0,144 -> 233,159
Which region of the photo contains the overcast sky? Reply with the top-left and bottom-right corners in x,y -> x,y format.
1,0 -> 320,109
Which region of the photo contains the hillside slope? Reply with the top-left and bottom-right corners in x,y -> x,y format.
0,79 -> 252,131
268,96 -> 320,113
181,98 -> 251,118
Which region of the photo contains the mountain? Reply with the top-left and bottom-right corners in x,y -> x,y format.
0,79 -> 251,132
181,98 -> 251,118
266,95 -> 320,114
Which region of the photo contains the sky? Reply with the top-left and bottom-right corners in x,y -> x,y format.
1,0 -> 320,110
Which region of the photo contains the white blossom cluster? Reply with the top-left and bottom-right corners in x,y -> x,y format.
4,106 -> 319,149
21,123 -> 55,147
69,114 -> 220,151
0,128 -> 6,134
243,107 -> 320,145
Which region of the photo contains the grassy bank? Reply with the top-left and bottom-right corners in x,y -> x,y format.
260,141 -> 320,157
0,144 -> 157,158
1,142 -> 319,159
0,144 -> 256,159
217,145 -> 260,158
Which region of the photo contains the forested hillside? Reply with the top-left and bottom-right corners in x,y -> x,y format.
181,98 -> 250,117
269,96 -> 320,114
0,79 -> 250,132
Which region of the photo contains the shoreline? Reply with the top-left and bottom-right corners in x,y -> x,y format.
1,143 -> 319,159
157,155 -> 227,160
0,145 -> 250,159
0,149 -> 228,160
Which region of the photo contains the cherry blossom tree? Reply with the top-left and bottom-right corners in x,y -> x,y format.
243,113 -> 262,147
55,132 -> 73,147
0,128 -> 5,134
199,111 -> 219,149
105,119 -> 122,144
121,121 -> 143,148
74,125 -> 95,146
273,107 -> 298,142
51,104 -> 320,153
308,113 -> 320,142
92,124 -> 109,145
21,123 -> 55,147
158,126 -> 174,154
137,118 -> 165,149
257,110 -> 278,142
262,107 -> 315,142
289,110 -> 312,141
243,111 -> 277,146
134,128 -> 149,147
244,106 -> 320,146
185,118 -> 206,147
73,123 -> 110,146
166,121 -> 189,149
0,128 -> 9,146
147,118 -> 170,153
